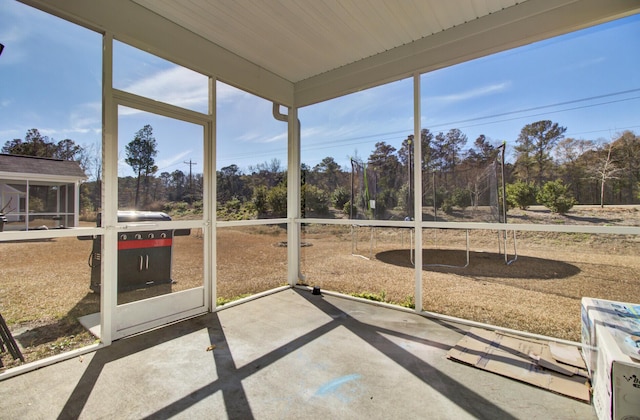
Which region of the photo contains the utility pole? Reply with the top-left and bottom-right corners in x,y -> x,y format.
184,159 -> 197,203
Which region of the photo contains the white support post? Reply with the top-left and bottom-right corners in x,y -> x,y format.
25,180 -> 29,231
74,180 -> 80,228
101,33 -> 116,345
287,106 -> 301,286
56,184 -> 60,226
207,77 -> 216,311
413,73 -> 423,312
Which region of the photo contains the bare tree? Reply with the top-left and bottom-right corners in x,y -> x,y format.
586,142 -> 622,208
555,137 -> 595,202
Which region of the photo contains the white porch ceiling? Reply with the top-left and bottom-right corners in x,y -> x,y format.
130,0 -> 640,106
131,0 -> 518,84
22,0 -> 640,106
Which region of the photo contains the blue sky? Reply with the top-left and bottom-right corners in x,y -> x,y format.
1,1 -> 639,178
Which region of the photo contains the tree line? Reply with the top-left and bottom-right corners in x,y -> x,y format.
215,121 -> 640,218
3,121 -> 639,220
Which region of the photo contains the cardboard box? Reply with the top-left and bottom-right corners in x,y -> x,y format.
581,297 -> 640,376
581,298 -> 640,420
592,325 -> 640,420
613,361 -> 640,420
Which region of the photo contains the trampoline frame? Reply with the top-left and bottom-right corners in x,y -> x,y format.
349,143 -> 517,268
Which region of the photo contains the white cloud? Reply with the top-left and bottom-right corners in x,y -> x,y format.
302,123 -> 364,144
157,149 -> 192,172
122,67 -> 209,111
566,57 -> 606,71
262,132 -> 287,143
69,102 -> 101,132
216,82 -> 251,102
0,128 -> 22,140
117,70 -> 261,120
245,131 -> 286,144
0,26 -> 28,65
237,130 -> 287,144
428,82 -> 511,104
12,101 -> 102,142
0,24 -> 25,44
0,2 -> 49,65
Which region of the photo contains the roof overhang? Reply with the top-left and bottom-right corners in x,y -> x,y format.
295,0 -> 640,107
0,172 -> 85,185
20,0 -> 640,108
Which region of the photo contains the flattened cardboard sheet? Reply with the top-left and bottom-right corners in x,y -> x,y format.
447,328 -> 590,402
549,341 -> 588,371
498,332 -> 588,377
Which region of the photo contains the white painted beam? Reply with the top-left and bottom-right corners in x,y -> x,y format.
295,0 -> 640,107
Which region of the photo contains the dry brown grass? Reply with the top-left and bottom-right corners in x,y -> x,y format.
1,206 -> 639,369
301,217 -> 640,343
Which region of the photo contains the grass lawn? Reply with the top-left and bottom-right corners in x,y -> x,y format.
1,205 -> 639,369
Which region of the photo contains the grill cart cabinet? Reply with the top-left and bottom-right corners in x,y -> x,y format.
115,226 -> 174,291
83,211 -> 190,292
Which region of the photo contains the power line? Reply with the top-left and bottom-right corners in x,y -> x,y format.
217,88 -> 640,163
431,88 -> 640,128
440,96 -> 640,134
566,124 -> 640,138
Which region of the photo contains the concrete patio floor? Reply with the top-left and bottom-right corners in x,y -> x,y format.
0,288 -> 595,419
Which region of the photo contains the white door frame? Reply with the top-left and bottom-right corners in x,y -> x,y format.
102,34 -> 214,341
